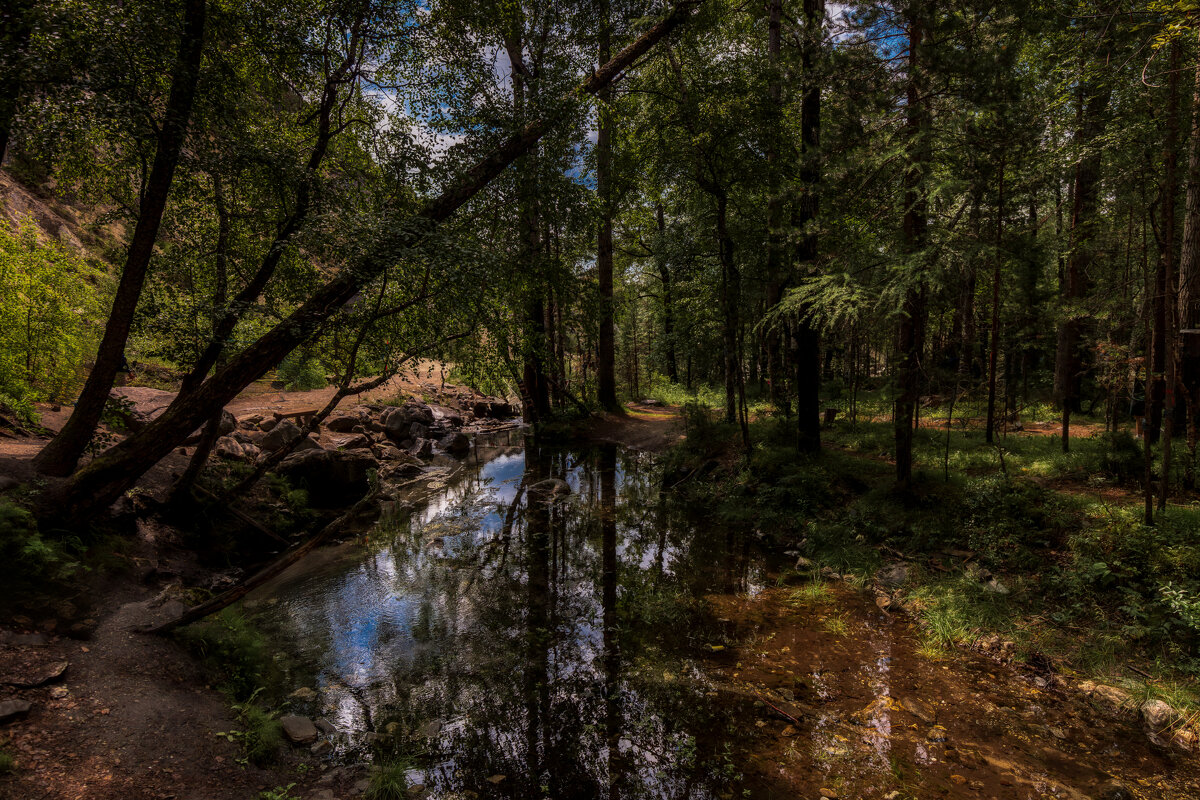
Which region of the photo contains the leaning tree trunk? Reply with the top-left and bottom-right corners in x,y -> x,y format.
33,0 -> 207,476
35,3 -> 696,529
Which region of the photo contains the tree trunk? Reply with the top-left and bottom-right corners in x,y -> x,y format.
895,5 -> 928,487
596,0 -> 618,411
37,2 -> 696,527
718,193 -> 738,425
1179,30 -> 1200,490
656,203 -> 679,383
1053,26 -> 1111,453
1160,40 -> 1181,510
985,163 -> 1004,444
764,0 -> 787,411
33,0 -> 207,476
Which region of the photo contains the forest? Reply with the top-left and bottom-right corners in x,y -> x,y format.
3,0 -> 1200,798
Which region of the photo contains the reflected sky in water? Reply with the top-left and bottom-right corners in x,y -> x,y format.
246,432 -> 765,799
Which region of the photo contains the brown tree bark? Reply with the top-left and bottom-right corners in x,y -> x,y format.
34,0 -> 207,476
985,163 -> 1004,444
794,0 -> 823,454
1160,39 -> 1181,510
37,2 -> 697,528
1053,27 -> 1111,454
1179,30 -> 1200,489
895,3 -> 928,487
764,0 -> 787,411
597,0 -> 619,410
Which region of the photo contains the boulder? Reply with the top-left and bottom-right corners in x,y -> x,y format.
409,422 -> 430,440
0,698 -> 31,724
276,448 -> 377,506
107,387 -> 176,432
439,431 -> 470,456
430,405 -> 464,428
293,436 -> 322,453
261,420 -> 302,451
280,714 -> 318,745
258,417 -> 279,432
326,414 -> 361,433
238,414 -> 264,429
183,409 -> 236,443
410,438 -> 433,459
330,434 -> 372,450
404,402 -> 435,426
380,460 -> 423,482
1141,699 -> 1181,731
380,406 -> 410,441
215,436 -> 254,461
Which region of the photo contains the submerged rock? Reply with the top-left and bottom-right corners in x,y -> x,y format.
280,714 -> 318,745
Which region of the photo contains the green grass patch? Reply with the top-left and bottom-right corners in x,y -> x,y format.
365,755 -> 416,800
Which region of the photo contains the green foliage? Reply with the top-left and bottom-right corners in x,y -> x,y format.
0,220 -> 106,410
258,786 -> 297,800
275,350 -> 326,391
0,500 -> 82,585
176,609 -> 282,703
365,756 -> 415,800
0,746 -> 14,775
216,689 -> 284,767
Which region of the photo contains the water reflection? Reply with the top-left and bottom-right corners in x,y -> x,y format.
246,433 -> 765,799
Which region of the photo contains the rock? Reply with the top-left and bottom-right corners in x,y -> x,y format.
215,436 -> 254,461
238,414 -> 264,428
308,789 -> 336,800
819,789 -> 838,799
280,714 -> 319,745
1096,781 -> 1135,800
820,566 -> 841,580
107,387 -> 177,431
874,594 -> 896,613
315,718 -> 337,735
1141,699 -> 1180,731
794,556 -> 813,570
410,438 -> 433,459
1171,728 -> 1198,752
982,577 -> 1010,595
640,398 -> 665,406
1079,682 -> 1135,718
353,778 -> 371,794
258,417 -> 279,432
326,414 -> 361,433
380,460 -> 424,483
408,422 -> 430,440
183,410 -> 237,444
49,686 -> 68,699
404,402 -> 434,426
876,562 -> 908,588
6,659 -> 68,688
277,448 -> 377,506
0,698 -> 31,723
293,435 -> 322,452
261,420 -> 302,451
331,434 -> 373,450
376,445 -> 407,461
0,476 -> 19,493
310,739 -> 334,756
289,687 -> 318,702
430,405 -> 464,427
898,696 -> 934,723
528,478 -> 571,501
439,431 -> 470,456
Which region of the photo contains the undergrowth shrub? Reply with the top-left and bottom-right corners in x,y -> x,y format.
0,500 -> 82,587
0,219 -> 107,412
177,609 -> 283,702
275,349 -> 326,391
